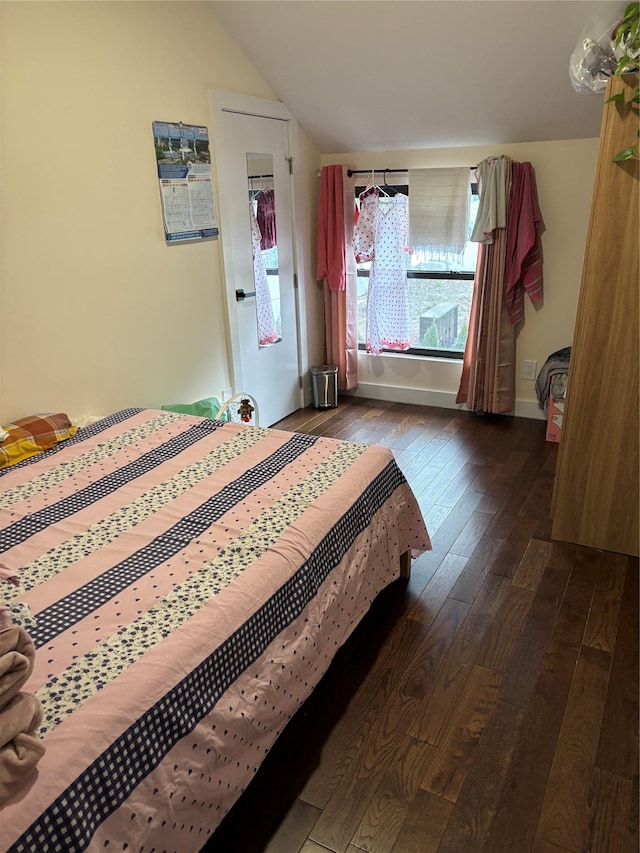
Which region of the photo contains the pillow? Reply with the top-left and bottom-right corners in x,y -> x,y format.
0,413 -> 77,469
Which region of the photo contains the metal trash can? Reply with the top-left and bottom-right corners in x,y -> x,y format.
310,365 -> 338,409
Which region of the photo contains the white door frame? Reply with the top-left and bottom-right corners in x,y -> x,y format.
210,91 -> 307,414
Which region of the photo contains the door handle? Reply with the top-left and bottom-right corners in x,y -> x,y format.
235,288 -> 256,301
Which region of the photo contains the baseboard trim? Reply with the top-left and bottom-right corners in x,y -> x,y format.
513,399 -> 546,421
349,382 -> 545,421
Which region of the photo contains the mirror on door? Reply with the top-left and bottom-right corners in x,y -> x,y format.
247,153 -> 282,347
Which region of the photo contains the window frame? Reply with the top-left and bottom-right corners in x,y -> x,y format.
355,179 -> 478,360
356,270 -> 475,360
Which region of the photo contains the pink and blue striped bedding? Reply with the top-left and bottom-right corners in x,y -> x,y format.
0,409 -> 430,852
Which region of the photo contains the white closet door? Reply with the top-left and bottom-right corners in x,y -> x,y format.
211,93 -> 302,427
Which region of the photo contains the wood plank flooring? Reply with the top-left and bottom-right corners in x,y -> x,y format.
205,398 -> 638,853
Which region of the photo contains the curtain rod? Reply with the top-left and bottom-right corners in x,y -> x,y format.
314,167 -> 476,177
346,167 -> 476,176
347,169 -> 409,177
347,168 -> 407,176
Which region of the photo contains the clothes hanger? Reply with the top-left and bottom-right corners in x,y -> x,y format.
382,169 -> 397,197
254,175 -> 270,198
359,169 -> 389,199
359,169 -> 376,198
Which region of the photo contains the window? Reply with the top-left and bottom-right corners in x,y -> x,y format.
355,178 -> 479,358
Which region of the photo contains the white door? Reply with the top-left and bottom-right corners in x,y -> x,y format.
211,93 -> 302,427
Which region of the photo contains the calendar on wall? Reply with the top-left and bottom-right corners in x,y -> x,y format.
152,121 -> 219,243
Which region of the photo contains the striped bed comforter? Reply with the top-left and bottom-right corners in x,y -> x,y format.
0,409 -> 430,852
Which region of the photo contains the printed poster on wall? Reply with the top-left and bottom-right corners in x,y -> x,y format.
153,121 -> 219,243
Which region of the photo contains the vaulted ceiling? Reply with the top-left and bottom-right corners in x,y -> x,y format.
210,0 -> 622,153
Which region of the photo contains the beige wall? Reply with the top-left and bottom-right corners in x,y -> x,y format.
322,138 -> 598,418
0,1 -> 597,424
0,1 -> 321,423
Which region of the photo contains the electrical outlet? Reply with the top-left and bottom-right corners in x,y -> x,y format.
521,360 -> 537,381
222,387 -> 233,401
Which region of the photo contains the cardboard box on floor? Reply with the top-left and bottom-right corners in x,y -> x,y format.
546,397 -> 565,443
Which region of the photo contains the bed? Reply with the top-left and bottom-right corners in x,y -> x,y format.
0,408 -> 430,852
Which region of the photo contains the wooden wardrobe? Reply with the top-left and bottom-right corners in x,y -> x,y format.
551,74 -> 639,557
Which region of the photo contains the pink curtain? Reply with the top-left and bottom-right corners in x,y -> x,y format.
456,161 -> 515,413
317,166 -> 358,391
504,162 -> 544,325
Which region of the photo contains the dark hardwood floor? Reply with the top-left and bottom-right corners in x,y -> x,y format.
206,397 -> 639,853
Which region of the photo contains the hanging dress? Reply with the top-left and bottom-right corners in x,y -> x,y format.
249,203 -> 279,346
354,192 -> 411,354
256,189 -> 277,250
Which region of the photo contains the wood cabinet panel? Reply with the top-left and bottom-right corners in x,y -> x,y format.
552,74 -> 639,557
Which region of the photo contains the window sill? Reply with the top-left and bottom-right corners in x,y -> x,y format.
358,348 -> 462,367
357,348 -> 463,363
